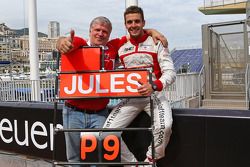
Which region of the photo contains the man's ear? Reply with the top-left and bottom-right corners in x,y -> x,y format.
142,20 -> 146,27
89,29 -> 91,38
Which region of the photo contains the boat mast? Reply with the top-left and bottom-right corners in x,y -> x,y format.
125,0 -> 138,8
28,0 -> 41,101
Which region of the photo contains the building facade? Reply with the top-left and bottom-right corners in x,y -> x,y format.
0,23 -> 58,74
48,21 -> 60,38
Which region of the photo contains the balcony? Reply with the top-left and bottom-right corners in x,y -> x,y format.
199,0 -> 247,15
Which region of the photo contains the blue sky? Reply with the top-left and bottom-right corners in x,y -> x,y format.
0,0 -> 245,49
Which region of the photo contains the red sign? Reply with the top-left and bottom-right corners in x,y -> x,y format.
59,70 -> 149,98
60,47 -> 101,72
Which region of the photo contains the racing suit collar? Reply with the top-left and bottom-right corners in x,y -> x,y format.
129,31 -> 148,45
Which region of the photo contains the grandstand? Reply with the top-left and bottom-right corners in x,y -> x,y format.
171,48 -> 203,73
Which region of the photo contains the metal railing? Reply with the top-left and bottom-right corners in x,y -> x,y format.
166,73 -> 200,102
245,64 -> 250,109
0,79 -> 55,102
0,73 -> 201,108
198,65 -> 205,108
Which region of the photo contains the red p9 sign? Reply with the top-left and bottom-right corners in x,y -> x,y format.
80,132 -> 121,162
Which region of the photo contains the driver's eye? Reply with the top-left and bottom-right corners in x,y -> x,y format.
126,20 -> 133,24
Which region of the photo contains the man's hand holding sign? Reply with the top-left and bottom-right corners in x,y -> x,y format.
137,80 -> 155,97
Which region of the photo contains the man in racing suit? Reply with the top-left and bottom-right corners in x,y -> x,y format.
103,6 -> 176,166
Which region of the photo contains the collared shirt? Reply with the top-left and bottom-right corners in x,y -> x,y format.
64,36 -> 127,110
